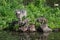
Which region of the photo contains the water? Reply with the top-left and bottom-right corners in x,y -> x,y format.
0,31 -> 60,40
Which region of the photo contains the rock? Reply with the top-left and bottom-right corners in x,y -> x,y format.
28,24 -> 36,32
18,24 -> 36,32
19,26 -> 28,32
40,23 -> 52,33
54,4 -> 59,7
53,28 -> 60,32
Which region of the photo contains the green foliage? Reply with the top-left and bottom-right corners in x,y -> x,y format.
0,0 -> 60,30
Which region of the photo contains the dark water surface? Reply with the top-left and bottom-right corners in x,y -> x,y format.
0,31 -> 60,40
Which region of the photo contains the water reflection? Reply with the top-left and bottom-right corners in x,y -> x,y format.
0,31 -> 60,40
19,32 -> 51,40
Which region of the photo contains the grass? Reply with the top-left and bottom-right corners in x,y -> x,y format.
0,0 -> 60,30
